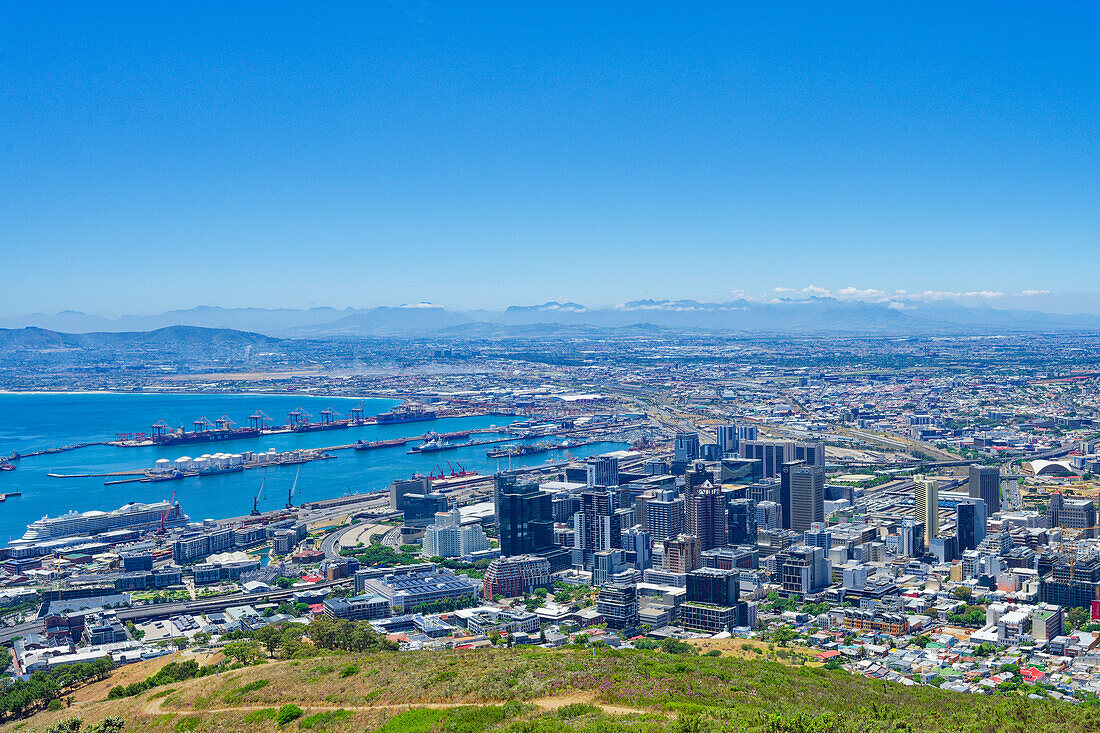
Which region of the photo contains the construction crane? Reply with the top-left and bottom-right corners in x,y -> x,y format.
251,479 -> 265,516
1055,524 -> 1100,573
158,488 -> 177,534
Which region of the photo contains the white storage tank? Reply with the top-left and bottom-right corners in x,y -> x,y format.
174,456 -> 193,471
154,458 -> 172,473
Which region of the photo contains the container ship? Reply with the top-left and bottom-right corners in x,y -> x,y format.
153,426 -> 261,446
375,406 -> 437,424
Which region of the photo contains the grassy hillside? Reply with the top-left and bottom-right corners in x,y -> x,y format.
7,646 -> 1100,733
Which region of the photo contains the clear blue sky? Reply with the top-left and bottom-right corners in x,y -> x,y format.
2,2 -> 1099,316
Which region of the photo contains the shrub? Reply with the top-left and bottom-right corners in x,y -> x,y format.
300,709 -> 353,729
557,702 -> 602,718
340,664 -> 360,678
276,704 -> 304,725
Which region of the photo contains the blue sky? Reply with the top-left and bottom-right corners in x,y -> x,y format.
2,2 -> 1099,316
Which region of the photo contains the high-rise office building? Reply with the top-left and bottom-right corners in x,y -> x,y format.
687,567 -> 739,606
740,440 -> 795,478
792,441 -> 826,468
914,477 -> 940,546
621,525 -> 653,571
788,464 -> 825,532
403,493 -> 450,528
674,432 -> 700,463
1047,493 -> 1098,537
804,523 -> 831,550
779,460 -> 803,530
585,455 -> 620,487
727,497 -> 757,546
664,534 -> 701,573
957,499 -> 987,551
390,476 -> 430,511
498,481 -> 554,556
690,483 -> 727,551
643,489 -> 686,542
596,579 -> 639,629
716,425 -> 739,455
969,465 -> 1001,514
756,501 -> 780,531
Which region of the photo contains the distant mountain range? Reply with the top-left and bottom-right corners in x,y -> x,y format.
0,325 -> 279,352
4,298 -> 1100,338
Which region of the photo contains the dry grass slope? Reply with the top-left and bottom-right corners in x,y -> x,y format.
6,646 -> 1100,732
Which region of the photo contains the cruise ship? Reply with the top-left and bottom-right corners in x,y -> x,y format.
17,500 -> 189,542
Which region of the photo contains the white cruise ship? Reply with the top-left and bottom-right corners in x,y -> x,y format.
16,500 -> 189,542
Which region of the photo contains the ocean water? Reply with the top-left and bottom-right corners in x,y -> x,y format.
0,393 -> 623,542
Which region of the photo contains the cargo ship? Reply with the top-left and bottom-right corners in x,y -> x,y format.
375,406 -> 437,424
353,438 -> 408,451
153,426 -> 261,446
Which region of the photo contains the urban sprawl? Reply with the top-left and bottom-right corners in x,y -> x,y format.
7,335 -> 1100,708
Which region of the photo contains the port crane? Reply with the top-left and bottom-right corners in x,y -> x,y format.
192,416 -> 213,432
288,408 -> 312,429
286,467 -> 300,509
214,415 -> 236,431
250,479 -> 265,516
158,487 -> 177,534
248,410 -> 273,430
151,420 -> 172,439
320,407 -> 340,425
349,401 -> 365,422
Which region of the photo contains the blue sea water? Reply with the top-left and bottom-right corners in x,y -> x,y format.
0,393 -> 623,542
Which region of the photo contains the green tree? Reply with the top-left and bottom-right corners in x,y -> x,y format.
1067,605 -> 1091,631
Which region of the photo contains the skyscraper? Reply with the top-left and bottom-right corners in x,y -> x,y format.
756,501 -> 780,531
643,489 -> 686,542
497,480 -> 554,557
716,425 -> 739,455
674,432 -> 700,463
788,464 -> 825,532
957,499 -> 988,551
621,525 -> 653,571
778,460 -> 804,530
914,477 -> 940,546
740,440 -> 795,478
727,497 -> 757,546
969,465 -> 1001,514
585,455 -> 620,487
792,441 -> 826,467
390,475 -> 430,511
663,534 -> 701,573
690,482 -> 727,551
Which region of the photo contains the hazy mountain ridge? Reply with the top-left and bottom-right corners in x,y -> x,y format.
4,298 -> 1100,337
0,325 -> 279,352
